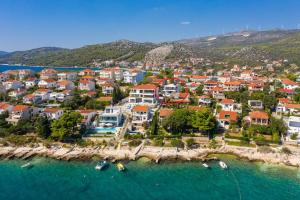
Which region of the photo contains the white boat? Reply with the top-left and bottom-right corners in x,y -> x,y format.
202,163 -> 210,168
21,162 -> 32,169
219,161 -> 228,169
95,160 -> 109,170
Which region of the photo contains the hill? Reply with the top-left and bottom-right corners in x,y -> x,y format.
1,29 -> 300,67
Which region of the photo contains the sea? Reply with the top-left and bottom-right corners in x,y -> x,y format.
0,157 -> 300,200
0,64 -> 99,72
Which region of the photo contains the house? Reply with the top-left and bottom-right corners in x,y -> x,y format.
248,111 -> 269,126
57,72 -> 78,81
166,92 -> 190,105
113,67 -> 123,81
2,80 -> 23,90
223,81 -> 242,91
163,83 -> 180,97
78,69 -> 95,77
0,72 -> 9,82
25,77 -> 38,88
99,106 -> 123,127
78,109 -> 97,127
79,80 -> 95,91
6,105 -> 32,125
203,80 -> 219,93
248,100 -> 264,110
248,83 -> 264,92
56,80 -> 75,91
284,116 -> 300,136
211,87 -> 225,100
281,79 -> 299,90
129,84 -> 159,105
158,108 -> 174,123
102,84 -> 114,96
190,75 -> 209,83
38,79 -> 57,89
0,102 -> 13,114
18,69 -> 34,80
198,95 -> 211,106
40,69 -> 57,80
96,77 -> 114,86
8,89 -> 27,99
240,70 -> 254,80
34,89 -> 52,101
123,69 -> 144,84
277,104 -> 300,115
219,99 -> 242,113
23,94 -> 42,104
131,105 -> 151,131
43,108 -> 64,120
217,110 -> 238,129
99,68 -> 115,79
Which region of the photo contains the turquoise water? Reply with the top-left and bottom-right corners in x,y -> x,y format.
93,127 -> 117,133
0,65 -> 99,72
0,158 -> 300,200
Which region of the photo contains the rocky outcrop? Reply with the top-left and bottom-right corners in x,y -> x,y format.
144,45 -> 173,66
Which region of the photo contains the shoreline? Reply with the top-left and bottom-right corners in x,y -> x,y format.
1,143 -> 299,168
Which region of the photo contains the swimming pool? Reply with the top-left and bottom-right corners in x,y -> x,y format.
93,127 -> 117,133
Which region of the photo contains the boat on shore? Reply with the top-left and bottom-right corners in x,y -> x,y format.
116,162 -> 125,171
95,160 -> 109,170
219,161 -> 228,169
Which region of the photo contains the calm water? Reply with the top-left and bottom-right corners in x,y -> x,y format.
0,65 -> 99,72
0,157 -> 300,200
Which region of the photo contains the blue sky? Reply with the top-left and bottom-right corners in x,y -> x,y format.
1,0 -> 300,51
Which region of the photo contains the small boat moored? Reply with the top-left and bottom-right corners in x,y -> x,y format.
202,163 -> 210,168
219,161 -> 228,169
116,162 -> 125,171
21,162 -> 33,169
95,160 -> 109,170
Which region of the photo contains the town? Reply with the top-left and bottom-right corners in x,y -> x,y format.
0,59 -> 299,156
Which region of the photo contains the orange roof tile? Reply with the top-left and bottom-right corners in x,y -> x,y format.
249,111 -> 269,119
159,108 -> 174,117
13,105 -> 29,112
221,98 -> 234,104
132,105 -> 149,112
219,110 -> 238,121
133,84 -> 157,90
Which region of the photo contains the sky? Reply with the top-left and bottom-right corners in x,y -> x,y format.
1,0 -> 300,51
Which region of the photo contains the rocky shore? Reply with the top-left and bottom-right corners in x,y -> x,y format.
0,143 -> 300,167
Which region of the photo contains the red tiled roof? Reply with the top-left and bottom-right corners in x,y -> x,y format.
282,79 -> 298,86
219,110 -> 238,121
44,108 -> 61,113
285,104 -> 300,109
13,105 -> 29,112
159,108 -> 174,117
221,98 -> 234,104
249,111 -> 269,119
133,84 -> 157,90
133,105 -> 149,112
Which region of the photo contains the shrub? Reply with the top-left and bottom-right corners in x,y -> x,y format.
186,138 -> 195,149
152,138 -> 164,147
281,147 -> 292,155
128,139 -> 142,147
170,139 -> 184,148
290,133 -> 298,140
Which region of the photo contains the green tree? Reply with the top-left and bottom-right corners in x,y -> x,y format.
35,116 -> 51,139
195,85 -> 204,96
191,108 -> 217,138
162,109 -> 194,135
50,112 -> 83,141
149,111 -> 159,135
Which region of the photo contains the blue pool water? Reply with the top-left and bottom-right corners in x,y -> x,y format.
93,127 -> 117,133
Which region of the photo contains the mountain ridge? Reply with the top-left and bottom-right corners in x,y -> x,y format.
1,29 -> 300,67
